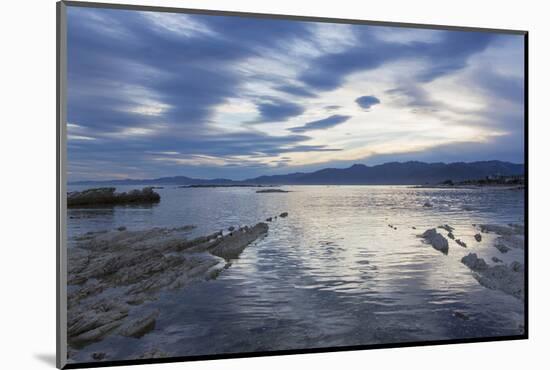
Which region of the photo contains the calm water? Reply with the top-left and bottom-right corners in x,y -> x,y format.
67,185 -> 525,361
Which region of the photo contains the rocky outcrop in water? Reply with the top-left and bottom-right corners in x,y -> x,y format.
256,189 -> 290,193
479,223 -> 525,253
455,239 -> 467,248
421,228 -> 449,254
461,253 -> 524,300
67,218 -> 275,350
438,224 -> 454,233
68,187 -> 160,207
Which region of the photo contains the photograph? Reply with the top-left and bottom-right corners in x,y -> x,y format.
60,2 -> 526,366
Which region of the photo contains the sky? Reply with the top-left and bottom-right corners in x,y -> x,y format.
66,6 -> 525,181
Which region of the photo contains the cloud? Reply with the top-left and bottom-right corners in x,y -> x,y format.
297,29 -> 496,92
276,84 -> 317,98
251,99 -> 305,123
289,115 -> 351,132
355,95 -> 381,110
66,6 -> 523,181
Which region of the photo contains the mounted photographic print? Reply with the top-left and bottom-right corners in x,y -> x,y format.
57,1 -> 528,368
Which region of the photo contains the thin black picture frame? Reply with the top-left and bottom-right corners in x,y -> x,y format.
56,1 -> 529,368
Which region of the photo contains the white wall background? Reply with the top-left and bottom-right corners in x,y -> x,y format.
1,0 -> 547,369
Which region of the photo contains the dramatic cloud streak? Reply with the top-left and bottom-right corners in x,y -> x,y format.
289,115 -> 352,132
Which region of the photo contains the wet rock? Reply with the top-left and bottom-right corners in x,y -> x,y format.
256,189 -> 289,193
279,212 -> 289,218
453,311 -> 470,320
510,261 -> 524,273
91,352 -> 106,361
265,217 -> 272,222
139,348 -> 170,359
68,187 -> 161,207
423,202 -> 433,208
412,226 -> 416,230
117,226 -> 126,232
495,243 -> 511,253
447,232 -> 455,240
474,233 -> 482,242
455,239 -> 467,248
438,224 -> 454,233
421,228 -> 449,254
119,310 -> 159,338
495,234 -> 524,250
461,253 -> 488,271
492,257 -> 503,263
210,223 -> 268,260
228,226 -> 235,232
461,253 -> 524,300
480,224 -> 524,236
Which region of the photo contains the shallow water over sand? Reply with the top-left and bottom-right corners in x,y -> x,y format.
67,185 -> 525,361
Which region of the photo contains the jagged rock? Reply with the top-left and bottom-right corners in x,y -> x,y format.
421,228 -> 449,254
68,187 -> 161,207
448,232 -> 455,240
279,212 -> 289,218
474,233 -> 482,242
461,253 -> 488,271
461,253 -> 524,300
480,224 -> 524,236
91,352 -> 106,361
228,226 -> 235,231
455,239 -> 467,248
495,244 -> 511,253
119,310 -> 159,338
438,224 -> 454,233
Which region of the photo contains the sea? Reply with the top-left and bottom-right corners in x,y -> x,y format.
66,185 -> 525,361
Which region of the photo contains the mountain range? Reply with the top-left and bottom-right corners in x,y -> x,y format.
70,160 -> 524,186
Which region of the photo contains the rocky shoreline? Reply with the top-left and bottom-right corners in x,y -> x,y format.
417,221 -> 525,301
67,214 -> 285,359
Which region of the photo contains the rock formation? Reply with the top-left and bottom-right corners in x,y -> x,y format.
68,187 -> 161,207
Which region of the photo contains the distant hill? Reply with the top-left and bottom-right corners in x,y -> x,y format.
70,160 -> 524,186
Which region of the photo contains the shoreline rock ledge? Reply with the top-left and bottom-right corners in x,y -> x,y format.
68,187 -> 161,207
461,253 -> 524,300
67,218 -> 274,351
